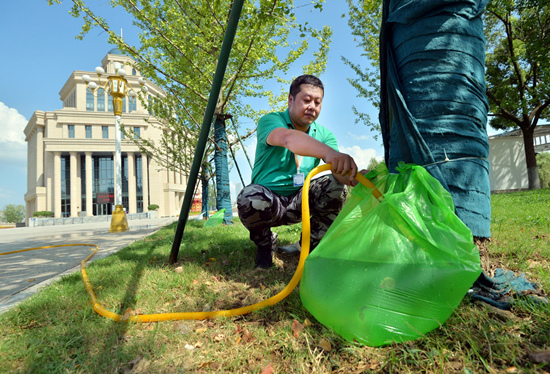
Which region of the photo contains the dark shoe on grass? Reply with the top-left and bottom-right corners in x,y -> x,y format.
255,245 -> 273,268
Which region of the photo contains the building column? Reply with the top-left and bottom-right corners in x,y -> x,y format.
128,151 -> 137,214
85,152 -> 93,216
141,153 -> 149,212
53,152 -> 62,218
36,127 -> 44,187
70,152 -> 78,217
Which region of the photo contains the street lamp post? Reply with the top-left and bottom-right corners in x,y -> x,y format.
83,63 -> 148,233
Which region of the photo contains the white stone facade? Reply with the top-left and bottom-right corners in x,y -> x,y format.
24,49 -> 189,223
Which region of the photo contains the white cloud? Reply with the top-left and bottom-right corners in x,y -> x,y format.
0,103 -> 27,165
340,145 -> 383,169
0,102 -> 27,144
347,131 -> 370,141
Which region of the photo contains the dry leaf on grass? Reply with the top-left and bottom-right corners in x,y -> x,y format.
319,338 -> 332,351
121,308 -> 136,321
528,349 -> 550,364
174,266 -> 184,273
303,318 -> 312,327
260,364 -> 274,374
291,319 -> 304,338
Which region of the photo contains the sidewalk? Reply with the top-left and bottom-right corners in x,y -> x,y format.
0,216 -> 179,314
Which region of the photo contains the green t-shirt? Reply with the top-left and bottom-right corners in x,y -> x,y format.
251,109 -> 339,196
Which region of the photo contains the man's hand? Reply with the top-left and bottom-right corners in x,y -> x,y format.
324,150 -> 358,185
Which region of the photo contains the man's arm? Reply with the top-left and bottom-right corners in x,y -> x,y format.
267,127 -> 358,185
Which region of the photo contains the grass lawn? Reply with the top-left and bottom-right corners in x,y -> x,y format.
0,189 -> 549,373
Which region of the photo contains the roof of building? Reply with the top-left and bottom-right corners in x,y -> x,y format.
489,123 -> 550,139
108,47 -> 126,56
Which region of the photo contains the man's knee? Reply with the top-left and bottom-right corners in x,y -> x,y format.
237,184 -> 276,224
311,175 -> 348,204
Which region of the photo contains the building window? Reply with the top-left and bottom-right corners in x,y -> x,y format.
86,91 -> 94,111
85,125 -> 92,139
122,97 -> 126,113
81,154 -> 86,215
68,125 -> 75,138
108,95 -> 113,113
132,68 -> 137,76
63,89 -> 76,108
93,156 -> 115,216
134,127 -> 141,139
102,126 -> 109,139
61,155 -> 71,217
129,97 -> 136,112
136,156 -> 143,213
97,88 -> 105,112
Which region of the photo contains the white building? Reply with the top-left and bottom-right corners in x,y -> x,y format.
488,124 -> 550,191
24,48 -> 190,223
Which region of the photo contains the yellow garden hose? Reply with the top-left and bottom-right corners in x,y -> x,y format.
3,165 -> 382,322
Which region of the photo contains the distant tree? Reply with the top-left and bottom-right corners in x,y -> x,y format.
367,157 -> 381,171
59,0 -> 332,224
537,152 -> 550,188
484,0 -> 550,189
343,0 -> 383,138
1,204 -> 25,224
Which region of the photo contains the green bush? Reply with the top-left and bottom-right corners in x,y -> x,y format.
537,152 -> 550,188
148,204 -> 159,211
33,211 -> 54,218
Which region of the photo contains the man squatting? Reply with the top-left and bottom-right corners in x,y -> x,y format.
237,75 -> 365,268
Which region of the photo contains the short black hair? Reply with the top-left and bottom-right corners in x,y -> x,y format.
289,75 -> 324,98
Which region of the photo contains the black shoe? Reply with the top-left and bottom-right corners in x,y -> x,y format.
255,246 -> 273,268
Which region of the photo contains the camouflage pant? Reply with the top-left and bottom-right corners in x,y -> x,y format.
237,174 -> 348,252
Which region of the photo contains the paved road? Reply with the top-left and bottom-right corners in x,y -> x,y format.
0,216 -> 179,314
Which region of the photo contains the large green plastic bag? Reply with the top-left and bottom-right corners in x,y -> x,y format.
204,209 -> 225,227
300,162 -> 481,347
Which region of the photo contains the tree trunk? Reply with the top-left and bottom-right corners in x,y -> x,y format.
213,114 -> 233,225
200,163 -> 209,219
522,125 -> 541,190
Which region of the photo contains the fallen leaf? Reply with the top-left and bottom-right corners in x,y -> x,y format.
174,266 -> 184,274
27,278 -> 35,282
184,343 -> 195,350
195,327 -> 207,333
121,308 -> 135,321
212,276 -> 220,282
505,367 -> 518,373
319,338 -> 332,351
260,364 -> 274,374
242,329 -> 254,343
193,279 -> 199,284
213,333 -> 225,342
208,257 -> 216,262
291,319 -> 304,338
303,318 -> 312,327
528,349 -> 550,364
260,283 -> 266,290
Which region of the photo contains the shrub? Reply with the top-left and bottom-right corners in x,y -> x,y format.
33,211 -> 54,218
537,152 -> 550,188
148,204 -> 159,210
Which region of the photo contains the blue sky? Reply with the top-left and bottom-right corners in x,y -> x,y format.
0,0 -> 384,209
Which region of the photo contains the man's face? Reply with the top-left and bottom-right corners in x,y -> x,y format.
288,84 -> 324,131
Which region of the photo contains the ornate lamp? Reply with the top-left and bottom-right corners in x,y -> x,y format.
83,63 -> 148,233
